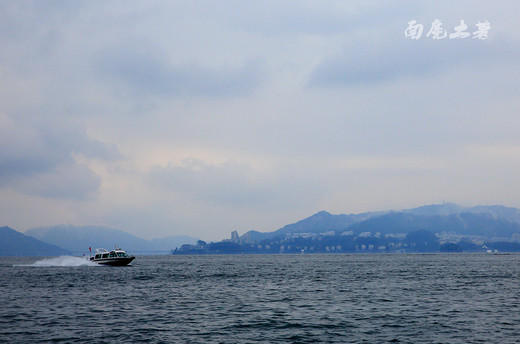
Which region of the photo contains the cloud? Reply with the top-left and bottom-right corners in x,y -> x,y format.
91,41 -> 264,98
221,1 -> 417,36
148,158 -> 323,209
0,113 -> 120,199
149,159 -> 273,206
308,33 -> 520,87
11,163 -> 102,200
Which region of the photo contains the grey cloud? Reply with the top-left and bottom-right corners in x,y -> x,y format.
308,35 -> 520,87
149,159 -> 272,206
12,163 -> 101,200
0,1 -> 81,74
148,159 -> 323,208
92,42 -> 264,98
0,113 -> 120,199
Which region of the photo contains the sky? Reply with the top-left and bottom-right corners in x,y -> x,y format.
1,1 -> 519,241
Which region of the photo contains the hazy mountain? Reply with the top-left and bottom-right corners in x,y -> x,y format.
0,226 -> 70,257
274,210 -> 383,234
12,203 -> 520,253
347,212 -> 431,235
238,204 -> 520,243
403,203 -> 464,216
348,212 -> 520,238
240,209 -> 388,242
26,225 -> 198,254
404,203 -> 520,224
465,205 -> 520,224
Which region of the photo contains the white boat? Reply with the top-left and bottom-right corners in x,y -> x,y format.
89,247 -> 135,266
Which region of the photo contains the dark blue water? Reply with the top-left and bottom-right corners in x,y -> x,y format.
1,254 -> 520,343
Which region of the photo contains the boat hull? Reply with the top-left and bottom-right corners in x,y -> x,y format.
91,256 -> 135,266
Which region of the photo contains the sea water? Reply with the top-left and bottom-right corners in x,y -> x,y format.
1,254 -> 520,343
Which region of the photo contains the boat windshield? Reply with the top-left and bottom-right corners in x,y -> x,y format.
117,252 -> 128,257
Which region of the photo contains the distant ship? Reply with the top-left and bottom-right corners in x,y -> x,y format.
89,247 -> 135,266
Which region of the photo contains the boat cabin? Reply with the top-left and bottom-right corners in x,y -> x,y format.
93,249 -> 130,260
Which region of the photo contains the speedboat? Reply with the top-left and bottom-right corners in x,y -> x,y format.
89,247 -> 135,266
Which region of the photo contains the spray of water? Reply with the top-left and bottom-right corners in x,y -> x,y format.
19,256 -> 99,267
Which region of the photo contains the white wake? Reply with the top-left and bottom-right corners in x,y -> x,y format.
20,256 -> 98,267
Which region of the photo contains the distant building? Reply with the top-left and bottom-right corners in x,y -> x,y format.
239,231 -> 254,244
285,233 -> 317,239
180,244 -> 194,251
231,231 -> 239,243
385,233 -> 407,239
321,231 -> 336,236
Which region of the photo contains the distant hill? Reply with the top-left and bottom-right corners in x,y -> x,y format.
237,203 -> 520,243
404,203 -> 464,216
347,212 -> 431,235
404,203 -> 520,224
465,205 -> 520,224
348,212 -> 520,237
274,210 -> 387,234
26,225 -> 198,254
240,209 -> 388,242
0,226 -> 70,257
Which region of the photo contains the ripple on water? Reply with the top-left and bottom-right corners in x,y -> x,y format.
1,254 -> 520,343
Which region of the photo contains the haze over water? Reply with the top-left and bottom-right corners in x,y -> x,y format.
2,254 -> 520,343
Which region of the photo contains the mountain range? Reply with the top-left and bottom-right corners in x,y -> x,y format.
0,225 -> 199,257
237,203 -> 520,243
3,203 -> 520,257
0,226 -> 70,257
25,225 -> 199,254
